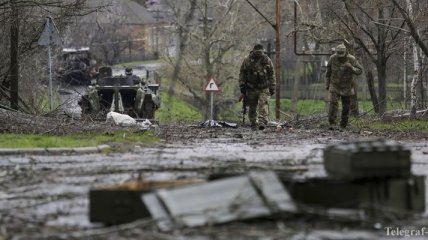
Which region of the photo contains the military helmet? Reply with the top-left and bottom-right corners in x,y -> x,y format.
125,67 -> 133,76
335,44 -> 347,57
253,44 -> 264,51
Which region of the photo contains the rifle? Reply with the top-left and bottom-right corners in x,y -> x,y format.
238,92 -> 247,124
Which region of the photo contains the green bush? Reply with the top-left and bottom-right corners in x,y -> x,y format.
156,93 -> 202,123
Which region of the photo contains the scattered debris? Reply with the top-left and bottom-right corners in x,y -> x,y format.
200,120 -> 238,128
390,109 -> 428,119
87,139 -> 425,230
284,175 -> 425,218
266,121 -> 294,132
89,179 -> 202,225
106,111 -> 152,129
323,139 -> 411,179
311,139 -> 424,219
142,171 -> 296,231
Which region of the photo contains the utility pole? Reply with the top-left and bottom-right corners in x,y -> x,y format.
10,0 -> 19,110
275,0 -> 281,121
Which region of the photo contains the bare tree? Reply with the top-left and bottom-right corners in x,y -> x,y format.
391,0 -> 428,58
325,0 -> 407,115
0,0 -> 92,112
65,0 -> 156,65
392,0 -> 428,117
164,0 -> 274,120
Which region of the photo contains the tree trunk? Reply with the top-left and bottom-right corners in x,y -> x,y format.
350,93 -> 359,116
419,70 -> 424,109
10,0 -> 19,110
366,71 -> 379,113
377,63 -> 387,115
406,0 -> 419,118
376,7 -> 387,115
409,45 -> 419,118
291,76 -> 299,114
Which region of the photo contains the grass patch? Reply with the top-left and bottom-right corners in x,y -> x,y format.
0,130 -> 159,148
157,93 -> 202,123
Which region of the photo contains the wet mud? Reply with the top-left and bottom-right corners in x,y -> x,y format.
0,124 -> 427,239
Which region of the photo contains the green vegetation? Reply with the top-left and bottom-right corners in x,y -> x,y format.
0,131 -> 158,149
267,99 -> 373,118
36,88 -> 62,114
156,93 -> 202,123
272,99 -> 326,116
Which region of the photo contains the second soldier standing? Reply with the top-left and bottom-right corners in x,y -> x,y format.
326,44 -> 362,130
239,44 -> 275,130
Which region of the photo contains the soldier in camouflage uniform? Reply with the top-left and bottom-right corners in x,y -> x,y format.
125,67 -> 142,85
326,44 -> 362,129
239,44 -> 275,130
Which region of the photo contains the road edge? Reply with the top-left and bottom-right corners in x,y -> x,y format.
0,144 -> 111,156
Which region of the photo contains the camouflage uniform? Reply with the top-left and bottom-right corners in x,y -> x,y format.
326,44 -> 362,128
125,68 -> 142,85
239,44 -> 275,130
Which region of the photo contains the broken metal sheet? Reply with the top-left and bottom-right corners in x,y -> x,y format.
141,194 -> 174,231
142,171 -> 296,231
248,172 -> 297,213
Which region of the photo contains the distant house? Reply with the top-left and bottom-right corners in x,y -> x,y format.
143,0 -> 177,58
65,0 -> 160,64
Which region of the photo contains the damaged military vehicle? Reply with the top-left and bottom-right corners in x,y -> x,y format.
56,47 -> 98,85
79,66 -> 160,119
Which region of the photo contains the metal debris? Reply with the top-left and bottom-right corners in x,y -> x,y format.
142,171 -> 296,231
200,120 -> 238,128
323,139 -> 411,179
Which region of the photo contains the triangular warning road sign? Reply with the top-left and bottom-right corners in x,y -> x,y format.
38,17 -> 61,46
205,78 -> 219,91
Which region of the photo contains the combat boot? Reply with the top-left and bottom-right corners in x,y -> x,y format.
340,120 -> 347,129
328,120 -> 336,130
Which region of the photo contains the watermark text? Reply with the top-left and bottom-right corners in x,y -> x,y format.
385,227 -> 428,238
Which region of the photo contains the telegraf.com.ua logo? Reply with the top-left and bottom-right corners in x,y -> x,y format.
385,227 -> 428,238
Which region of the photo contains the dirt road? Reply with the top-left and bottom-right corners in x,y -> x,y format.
0,124 -> 427,239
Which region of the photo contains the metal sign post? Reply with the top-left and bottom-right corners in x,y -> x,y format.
38,17 -> 61,111
210,91 -> 215,121
203,78 -> 219,126
48,39 -> 53,111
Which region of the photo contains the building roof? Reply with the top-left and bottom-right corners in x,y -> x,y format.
82,0 -> 156,25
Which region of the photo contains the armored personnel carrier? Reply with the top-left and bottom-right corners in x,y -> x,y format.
79,66 -> 160,119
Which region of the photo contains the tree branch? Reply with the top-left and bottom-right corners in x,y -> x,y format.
391,0 -> 428,58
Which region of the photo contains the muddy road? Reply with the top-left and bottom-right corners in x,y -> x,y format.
0,124 -> 427,240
